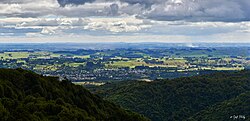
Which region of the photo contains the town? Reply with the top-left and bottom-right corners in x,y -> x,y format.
0,47 -> 249,85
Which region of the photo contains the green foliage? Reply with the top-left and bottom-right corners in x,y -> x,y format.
0,68 -> 149,121
94,70 -> 250,121
189,91 -> 250,121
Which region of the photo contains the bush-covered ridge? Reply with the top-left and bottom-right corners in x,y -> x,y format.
93,70 -> 250,121
189,91 -> 250,121
0,68 -> 149,121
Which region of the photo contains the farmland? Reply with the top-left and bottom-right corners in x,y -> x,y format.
0,45 -> 249,84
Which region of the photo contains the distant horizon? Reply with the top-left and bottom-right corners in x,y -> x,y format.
0,42 -> 250,44
0,42 -> 249,51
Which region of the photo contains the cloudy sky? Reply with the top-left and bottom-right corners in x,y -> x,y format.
0,0 -> 250,43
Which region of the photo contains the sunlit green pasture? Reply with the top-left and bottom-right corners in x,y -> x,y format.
68,62 -> 86,67
30,52 -> 61,58
0,52 -> 29,59
73,55 -> 90,59
33,65 -> 59,71
106,61 -> 147,68
106,59 -> 185,68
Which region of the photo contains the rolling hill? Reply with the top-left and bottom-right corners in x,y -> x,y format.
92,70 -> 250,121
0,68 -> 148,121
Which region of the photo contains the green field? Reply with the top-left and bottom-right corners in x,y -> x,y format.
0,52 -> 29,59
106,61 -> 147,68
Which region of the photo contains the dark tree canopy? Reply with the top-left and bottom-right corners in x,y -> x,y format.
0,68 -> 148,121
93,70 -> 250,121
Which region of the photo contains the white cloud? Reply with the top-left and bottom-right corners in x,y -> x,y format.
41,27 -> 56,35
0,16 -> 152,37
0,0 -> 250,43
0,0 -> 249,22
83,16 -> 151,32
0,0 -> 58,17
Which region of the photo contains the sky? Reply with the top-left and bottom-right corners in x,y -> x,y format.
0,0 -> 250,43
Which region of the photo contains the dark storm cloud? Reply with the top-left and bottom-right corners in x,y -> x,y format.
119,0 -> 250,22
109,3 -> 119,15
1,0 -> 250,22
146,0 -> 250,22
57,0 -> 95,7
120,0 -> 158,8
54,0 -> 250,22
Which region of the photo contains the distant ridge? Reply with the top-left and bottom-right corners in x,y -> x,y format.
0,43 -> 249,51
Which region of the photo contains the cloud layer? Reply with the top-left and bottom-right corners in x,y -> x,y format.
1,0 -> 250,22
0,0 -> 250,43
57,0 -> 95,7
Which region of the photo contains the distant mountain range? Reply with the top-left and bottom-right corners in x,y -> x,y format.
0,43 -> 249,51
92,70 -> 250,121
0,68 -> 148,121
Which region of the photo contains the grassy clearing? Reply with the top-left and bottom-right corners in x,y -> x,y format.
107,61 -> 147,68
73,55 -> 90,59
68,62 -> 86,67
200,67 -> 244,71
31,52 -> 61,58
106,59 -> 184,68
0,52 -> 29,59
212,67 -> 244,71
34,65 -> 58,71
163,58 -> 187,66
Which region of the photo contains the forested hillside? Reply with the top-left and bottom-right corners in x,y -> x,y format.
0,68 -> 148,121
93,70 -> 250,121
190,91 -> 250,121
